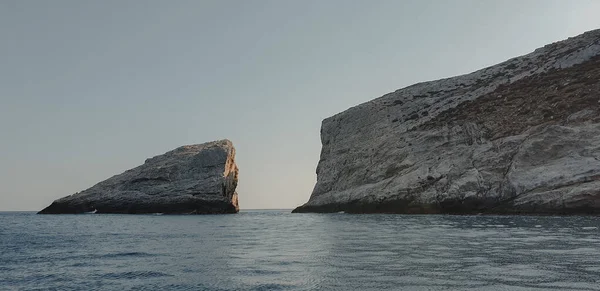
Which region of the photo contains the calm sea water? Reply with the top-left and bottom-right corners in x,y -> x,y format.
1,210 -> 600,291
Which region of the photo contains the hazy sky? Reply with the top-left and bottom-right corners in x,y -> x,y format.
1,0 -> 600,211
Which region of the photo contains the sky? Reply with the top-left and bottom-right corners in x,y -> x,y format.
1,0 -> 600,211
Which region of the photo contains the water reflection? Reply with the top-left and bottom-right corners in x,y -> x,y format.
1,211 -> 599,290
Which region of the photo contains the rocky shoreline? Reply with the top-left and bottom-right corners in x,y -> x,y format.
294,29 -> 600,215
39,139 -> 239,214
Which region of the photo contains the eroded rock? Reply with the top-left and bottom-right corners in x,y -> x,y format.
294,29 -> 600,214
39,140 -> 239,214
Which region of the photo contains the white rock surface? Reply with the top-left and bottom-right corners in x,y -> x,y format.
39,140 -> 239,214
294,29 -> 600,214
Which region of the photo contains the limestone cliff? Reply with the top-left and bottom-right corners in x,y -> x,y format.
39,140 -> 239,214
294,29 -> 600,214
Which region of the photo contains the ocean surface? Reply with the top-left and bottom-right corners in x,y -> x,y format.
1,211 -> 600,291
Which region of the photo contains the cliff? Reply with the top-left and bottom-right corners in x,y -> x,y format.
39,139 -> 239,214
294,29 -> 600,214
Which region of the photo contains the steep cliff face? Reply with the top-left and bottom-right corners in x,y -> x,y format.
39,140 -> 239,214
294,29 -> 600,214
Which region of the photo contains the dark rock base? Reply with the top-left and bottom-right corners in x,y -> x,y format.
292,197 -> 600,215
39,199 -> 238,215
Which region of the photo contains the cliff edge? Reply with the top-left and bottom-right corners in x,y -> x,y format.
39,139 -> 239,214
294,29 -> 600,214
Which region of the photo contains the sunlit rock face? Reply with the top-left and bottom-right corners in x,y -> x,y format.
294,29 -> 600,214
39,140 -> 239,214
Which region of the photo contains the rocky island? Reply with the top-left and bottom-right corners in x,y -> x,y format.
39,139 -> 239,214
294,29 -> 600,214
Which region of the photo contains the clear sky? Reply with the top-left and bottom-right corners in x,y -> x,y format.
1,0 -> 600,211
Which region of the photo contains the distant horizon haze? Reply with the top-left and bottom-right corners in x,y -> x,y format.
2,0 -> 600,211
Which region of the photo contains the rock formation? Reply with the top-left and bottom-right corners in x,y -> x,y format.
39,139 -> 239,214
294,29 -> 600,214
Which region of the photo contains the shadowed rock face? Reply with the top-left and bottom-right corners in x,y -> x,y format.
39,140 -> 239,214
294,29 -> 600,215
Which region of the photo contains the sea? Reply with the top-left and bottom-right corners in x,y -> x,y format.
1,210 -> 600,291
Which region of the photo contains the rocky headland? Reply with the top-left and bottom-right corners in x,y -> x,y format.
294,29 -> 600,214
39,139 -> 239,214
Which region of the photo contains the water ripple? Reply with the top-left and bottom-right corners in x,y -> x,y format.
1,211 -> 600,290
